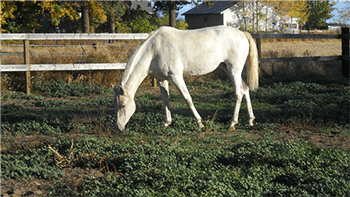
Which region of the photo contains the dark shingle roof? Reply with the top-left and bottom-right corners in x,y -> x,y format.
183,1 -> 237,15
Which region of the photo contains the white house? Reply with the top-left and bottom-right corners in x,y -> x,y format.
183,1 -> 300,33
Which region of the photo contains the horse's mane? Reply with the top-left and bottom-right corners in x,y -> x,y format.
130,28 -> 160,58
121,28 -> 162,85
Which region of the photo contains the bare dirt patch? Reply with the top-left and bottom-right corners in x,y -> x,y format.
1,167 -> 104,197
237,129 -> 350,150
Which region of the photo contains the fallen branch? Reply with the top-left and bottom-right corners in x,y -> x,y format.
48,141 -> 76,167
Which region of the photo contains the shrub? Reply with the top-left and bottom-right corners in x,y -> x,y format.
33,80 -> 112,97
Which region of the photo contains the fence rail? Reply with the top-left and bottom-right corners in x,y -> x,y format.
1,28 -> 349,94
1,63 -> 126,72
252,30 -> 349,67
0,33 -> 149,40
253,33 -> 346,39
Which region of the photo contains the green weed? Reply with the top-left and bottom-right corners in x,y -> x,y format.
1,79 -> 349,196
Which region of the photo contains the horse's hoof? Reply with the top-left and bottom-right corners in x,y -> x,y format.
249,117 -> 255,126
228,126 -> 235,131
198,122 -> 205,129
164,121 -> 171,128
164,123 -> 169,128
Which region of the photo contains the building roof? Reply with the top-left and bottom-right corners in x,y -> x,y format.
183,1 -> 237,15
130,1 -> 153,14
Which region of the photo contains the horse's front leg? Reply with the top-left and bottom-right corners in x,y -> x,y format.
158,80 -> 172,128
170,75 -> 205,129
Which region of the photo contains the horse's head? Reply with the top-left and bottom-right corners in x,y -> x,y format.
111,84 -> 136,131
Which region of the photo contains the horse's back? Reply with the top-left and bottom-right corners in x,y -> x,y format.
150,26 -> 249,77
154,26 -> 247,49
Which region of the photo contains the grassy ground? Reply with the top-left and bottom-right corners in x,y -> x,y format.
1,32 -> 349,195
1,75 -> 349,196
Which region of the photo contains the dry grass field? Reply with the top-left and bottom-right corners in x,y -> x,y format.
260,39 -> 343,81
2,40 -> 141,65
262,39 -> 341,57
1,40 -> 141,92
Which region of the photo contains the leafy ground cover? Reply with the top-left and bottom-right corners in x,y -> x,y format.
1,76 -> 349,196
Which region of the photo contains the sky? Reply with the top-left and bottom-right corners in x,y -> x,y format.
175,1 -> 349,26
327,1 -> 348,25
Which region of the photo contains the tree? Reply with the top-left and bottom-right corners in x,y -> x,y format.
103,1 -> 187,33
337,1 -> 350,27
268,1 -> 310,29
79,1 -> 107,33
2,2 -> 45,33
1,1 -> 109,33
157,11 -> 188,30
169,0 -> 176,27
306,0 -> 336,29
230,1 -> 310,32
85,1 -> 127,33
89,2 -> 107,32
258,1 -> 310,32
118,4 -> 158,33
1,1 -> 79,33
235,0 -> 269,32
81,2 -> 90,33
153,1 -> 192,27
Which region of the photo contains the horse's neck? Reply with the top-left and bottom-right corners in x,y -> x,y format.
121,54 -> 152,98
121,68 -> 148,99
120,33 -> 156,98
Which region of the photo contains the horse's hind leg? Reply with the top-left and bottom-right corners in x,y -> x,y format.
226,66 -> 255,130
170,75 -> 205,129
243,84 -> 255,126
158,80 -> 172,128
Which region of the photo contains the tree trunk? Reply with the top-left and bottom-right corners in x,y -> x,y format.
243,1 -> 247,31
109,3 -> 115,33
82,2 -> 90,33
168,0 -> 176,27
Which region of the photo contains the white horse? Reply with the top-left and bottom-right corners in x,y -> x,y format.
111,26 -> 259,131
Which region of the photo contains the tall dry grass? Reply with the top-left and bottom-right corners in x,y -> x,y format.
1,40 -> 143,92
261,29 -> 342,44
2,40 -> 140,65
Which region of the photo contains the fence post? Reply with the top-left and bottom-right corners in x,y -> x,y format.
255,35 -> 262,77
256,38 -> 261,59
152,78 -> 157,87
342,27 -> 349,78
255,35 -> 262,64
24,40 -> 31,94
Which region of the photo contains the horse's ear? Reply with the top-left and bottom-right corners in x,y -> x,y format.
112,84 -> 118,93
119,86 -> 126,95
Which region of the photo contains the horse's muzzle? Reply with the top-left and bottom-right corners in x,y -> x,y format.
113,123 -> 125,132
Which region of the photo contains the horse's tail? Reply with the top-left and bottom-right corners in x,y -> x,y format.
243,32 -> 259,91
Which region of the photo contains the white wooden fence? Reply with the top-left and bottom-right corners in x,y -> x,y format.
1,33 -> 149,94
1,33 -> 149,72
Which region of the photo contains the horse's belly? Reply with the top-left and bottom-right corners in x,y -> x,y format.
182,53 -> 223,76
183,61 -> 221,76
